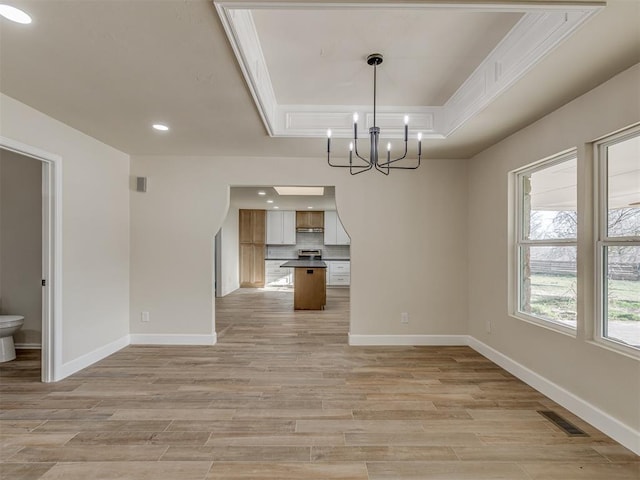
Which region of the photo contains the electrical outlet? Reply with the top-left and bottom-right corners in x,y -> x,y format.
141,311 -> 150,322
486,320 -> 491,334
401,312 -> 409,324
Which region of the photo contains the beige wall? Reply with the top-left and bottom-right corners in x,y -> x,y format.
0,151 -> 42,345
129,156 -> 468,338
0,93 -> 131,364
467,64 -> 640,431
218,204 -> 239,297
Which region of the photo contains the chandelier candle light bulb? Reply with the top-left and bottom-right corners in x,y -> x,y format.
353,113 -> 358,140
326,53 -> 422,175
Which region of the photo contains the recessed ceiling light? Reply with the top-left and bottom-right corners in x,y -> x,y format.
274,186 -> 324,196
266,199 -> 274,204
0,4 -> 32,24
257,191 -> 266,196
307,206 -> 313,209
273,206 -> 280,209
152,123 -> 169,131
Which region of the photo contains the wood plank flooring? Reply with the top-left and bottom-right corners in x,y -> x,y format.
1,287 -> 638,479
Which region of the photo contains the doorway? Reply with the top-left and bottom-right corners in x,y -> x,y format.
0,136 -> 61,382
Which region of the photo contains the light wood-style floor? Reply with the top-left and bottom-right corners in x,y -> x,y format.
1,288 -> 638,479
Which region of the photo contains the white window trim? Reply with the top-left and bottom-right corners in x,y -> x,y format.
593,125 -> 640,358
510,149 -> 578,336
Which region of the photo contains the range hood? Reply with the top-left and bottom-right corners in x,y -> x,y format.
296,227 -> 324,233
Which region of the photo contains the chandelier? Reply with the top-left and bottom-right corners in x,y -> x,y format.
326,53 -> 422,175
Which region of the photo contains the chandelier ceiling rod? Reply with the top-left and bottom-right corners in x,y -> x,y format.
327,53 -> 422,176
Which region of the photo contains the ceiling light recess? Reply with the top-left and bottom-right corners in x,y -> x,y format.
152,123 -> 169,131
0,4 -> 31,24
327,54 -> 421,176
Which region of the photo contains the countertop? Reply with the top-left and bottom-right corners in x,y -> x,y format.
280,260 -> 327,269
266,258 -> 349,261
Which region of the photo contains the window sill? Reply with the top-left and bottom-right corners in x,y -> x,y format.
588,337 -> 640,360
509,312 -> 577,338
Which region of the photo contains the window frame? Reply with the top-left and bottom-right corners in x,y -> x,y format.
594,126 -> 640,357
512,150 -> 579,335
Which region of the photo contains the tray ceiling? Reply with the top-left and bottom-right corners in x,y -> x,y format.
216,2 -> 603,139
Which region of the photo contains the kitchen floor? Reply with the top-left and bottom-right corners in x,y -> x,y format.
1,288 -> 638,479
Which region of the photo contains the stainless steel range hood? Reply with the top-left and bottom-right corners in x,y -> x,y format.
296,227 -> 324,233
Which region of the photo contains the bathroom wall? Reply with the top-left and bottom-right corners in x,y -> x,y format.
1,93 -> 130,372
0,150 -> 42,346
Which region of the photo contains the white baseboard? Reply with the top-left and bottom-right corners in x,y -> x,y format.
57,334 -> 129,380
130,333 -> 217,346
15,343 -> 42,349
348,334 -> 468,346
467,336 -> 640,456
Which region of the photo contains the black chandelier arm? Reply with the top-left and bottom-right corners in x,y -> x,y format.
350,163 -> 373,175
327,150 -> 371,169
377,140 -> 409,167
374,163 -> 390,175
353,139 -> 370,165
385,156 -> 422,170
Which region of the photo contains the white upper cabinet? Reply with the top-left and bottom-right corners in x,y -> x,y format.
324,211 -> 350,245
266,210 -> 296,245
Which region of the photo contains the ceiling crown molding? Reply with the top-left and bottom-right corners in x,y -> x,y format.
215,2 -> 603,139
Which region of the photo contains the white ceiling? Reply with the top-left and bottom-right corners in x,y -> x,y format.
251,9 -> 522,106
0,0 -> 638,159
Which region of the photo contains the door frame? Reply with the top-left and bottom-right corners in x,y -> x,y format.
1,136 -> 62,382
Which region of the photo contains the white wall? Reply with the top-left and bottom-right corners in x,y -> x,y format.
467,65 -> 640,436
129,156 -> 468,339
0,151 -> 42,345
219,204 -> 239,297
0,94 -> 130,366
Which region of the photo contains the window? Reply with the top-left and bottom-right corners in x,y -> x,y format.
514,151 -> 578,332
595,127 -> 640,354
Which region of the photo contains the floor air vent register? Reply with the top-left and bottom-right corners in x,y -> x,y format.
537,410 -> 589,437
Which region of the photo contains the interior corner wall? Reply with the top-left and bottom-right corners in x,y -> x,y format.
0,93 -> 131,365
467,64 -> 640,435
0,150 -> 42,345
129,155 -> 468,340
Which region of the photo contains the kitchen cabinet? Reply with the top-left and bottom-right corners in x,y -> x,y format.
239,209 -> 265,244
324,211 -> 350,245
239,209 -> 265,287
265,260 -> 293,286
326,260 -> 350,286
296,210 -> 324,230
266,211 -> 296,245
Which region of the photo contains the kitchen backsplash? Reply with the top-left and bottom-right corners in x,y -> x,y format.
266,232 -> 350,259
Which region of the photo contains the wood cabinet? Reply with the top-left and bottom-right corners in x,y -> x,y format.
239,209 -> 265,244
239,209 -> 265,287
266,211 -> 296,245
296,210 -> 324,229
324,211 -> 350,245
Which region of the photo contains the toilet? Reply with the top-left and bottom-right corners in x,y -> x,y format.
0,315 -> 24,362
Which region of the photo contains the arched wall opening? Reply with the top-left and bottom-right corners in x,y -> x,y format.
212,184 -> 352,343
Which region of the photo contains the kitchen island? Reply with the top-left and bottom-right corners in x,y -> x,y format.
280,260 -> 327,310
